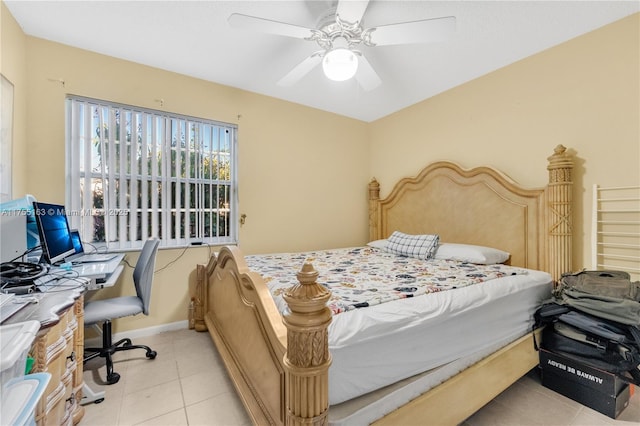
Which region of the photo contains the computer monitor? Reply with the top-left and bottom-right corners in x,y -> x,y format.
33,201 -> 75,265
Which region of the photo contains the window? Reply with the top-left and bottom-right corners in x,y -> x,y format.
66,96 -> 238,250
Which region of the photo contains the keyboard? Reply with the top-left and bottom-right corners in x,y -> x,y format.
33,274 -> 62,293
70,253 -> 117,263
34,274 -> 58,287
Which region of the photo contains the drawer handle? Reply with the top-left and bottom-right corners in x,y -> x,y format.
66,392 -> 75,407
66,351 -> 76,368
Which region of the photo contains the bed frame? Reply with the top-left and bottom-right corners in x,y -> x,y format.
193,145 -> 574,425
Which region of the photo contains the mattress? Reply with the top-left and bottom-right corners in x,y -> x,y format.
328,331 -> 524,426
245,247 -> 552,405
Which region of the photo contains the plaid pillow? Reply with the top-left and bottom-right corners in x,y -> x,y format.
386,231 -> 440,260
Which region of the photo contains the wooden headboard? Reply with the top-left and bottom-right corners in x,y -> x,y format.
369,144 -> 574,282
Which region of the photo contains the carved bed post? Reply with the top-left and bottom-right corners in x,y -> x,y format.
194,260 -> 213,332
369,178 -> 381,241
283,262 -> 332,426
546,144 -> 574,284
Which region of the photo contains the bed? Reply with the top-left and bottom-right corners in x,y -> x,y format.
193,144 -> 575,425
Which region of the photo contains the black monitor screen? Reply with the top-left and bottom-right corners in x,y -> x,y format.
33,201 -> 75,264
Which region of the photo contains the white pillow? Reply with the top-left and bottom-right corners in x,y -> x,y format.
366,239 -> 388,250
434,243 -> 510,265
386,231 -> 440,260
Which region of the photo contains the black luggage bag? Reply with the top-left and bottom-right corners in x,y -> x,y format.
534,302 -> 640,385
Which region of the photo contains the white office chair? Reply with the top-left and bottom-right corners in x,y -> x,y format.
83,238 -> 160,385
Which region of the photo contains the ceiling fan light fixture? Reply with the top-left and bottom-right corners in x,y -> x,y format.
322,47 -> 358,82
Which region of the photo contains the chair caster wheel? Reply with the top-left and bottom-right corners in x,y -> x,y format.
146,350 -> 157,359
106,372 -> 120,384
94,398 -> 105,404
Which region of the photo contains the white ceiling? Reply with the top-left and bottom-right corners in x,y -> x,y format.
5,1 -> 639,122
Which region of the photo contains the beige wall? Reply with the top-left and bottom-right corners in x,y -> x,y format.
1,3 -> 28,198
370,13 -> 640,272
3,3 -> 639,333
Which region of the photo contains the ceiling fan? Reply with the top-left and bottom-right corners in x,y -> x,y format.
228,0 -> 456,91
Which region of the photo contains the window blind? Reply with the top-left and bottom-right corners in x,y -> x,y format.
66,96 -> 238,250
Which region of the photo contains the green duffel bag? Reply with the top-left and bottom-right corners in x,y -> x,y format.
554,270 -> 640,326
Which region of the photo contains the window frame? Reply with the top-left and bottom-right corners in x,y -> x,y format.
65,95 -> 239,251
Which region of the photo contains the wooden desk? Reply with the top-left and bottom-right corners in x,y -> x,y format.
4,282 -> 87,425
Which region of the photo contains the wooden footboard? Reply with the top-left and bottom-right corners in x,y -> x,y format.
197,247 -> 332,425
194,145 -> 574,425
197,246 -> 287,424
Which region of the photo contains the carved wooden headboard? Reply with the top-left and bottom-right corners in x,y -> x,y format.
368,145 -> 573,282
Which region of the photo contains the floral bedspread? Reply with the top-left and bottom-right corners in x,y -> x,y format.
245,247 -> 528,316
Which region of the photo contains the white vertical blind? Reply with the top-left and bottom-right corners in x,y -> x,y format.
151,115 -> 160,240
66,96 -> 238,250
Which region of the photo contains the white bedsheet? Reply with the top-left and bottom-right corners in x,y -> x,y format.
328,331 -> 524,426
327,269 -> 551,404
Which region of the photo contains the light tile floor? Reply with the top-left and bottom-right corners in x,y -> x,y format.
82,328 -> 639,425
82,328 -> 251,426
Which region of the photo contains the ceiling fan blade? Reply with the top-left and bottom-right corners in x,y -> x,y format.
277,52 -> 324,87
366,16 -> 456,46
336,0 -> 370,26
228,13 -> 315,39
355,54 -> 381,91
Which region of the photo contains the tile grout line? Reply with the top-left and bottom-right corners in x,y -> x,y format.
176,357 -> 192,425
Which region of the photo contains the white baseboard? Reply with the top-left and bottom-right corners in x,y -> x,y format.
84,320 -> 189,347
